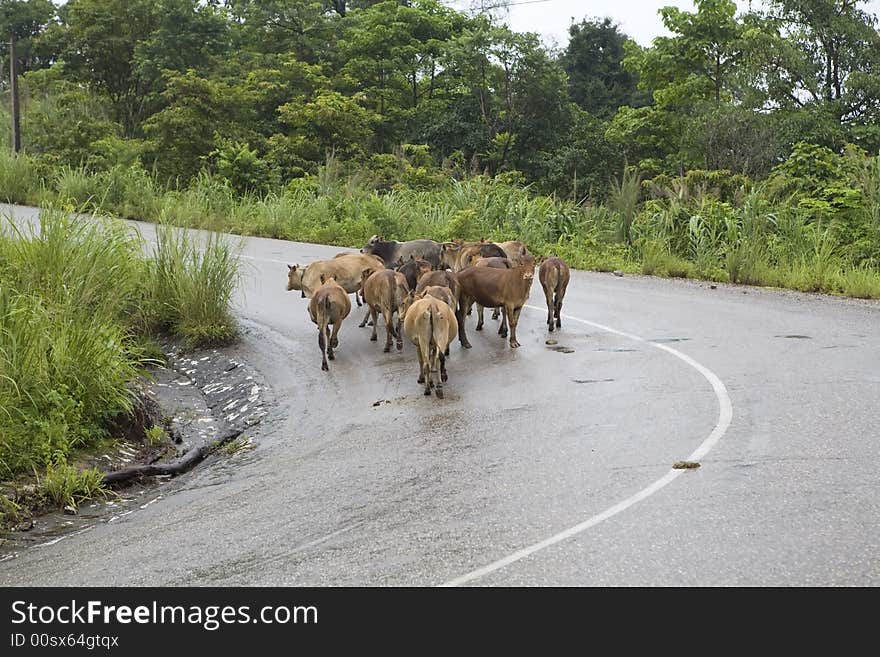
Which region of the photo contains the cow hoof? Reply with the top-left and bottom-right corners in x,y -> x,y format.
358,322 -> 366,328
383,345 -> 390,353
435,387 -> 444,399
396,342 -> 403,351
509,340 -> 520,348
441,372 -> 448,382
328,352 -> 335,360
556,321 -> 562,328
461,342 -> 472,349
370,335 -> 377,342
548,324 -> 555,332
418,376 -> 425,384
424,388 -> 431,396
321,362 -> 328,371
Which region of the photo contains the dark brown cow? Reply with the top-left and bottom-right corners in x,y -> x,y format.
456,256 -> 536,348
359,269 -> 408,352
396,256 -> 433,292
307,276 -> 352,371
538,257 -> 570,332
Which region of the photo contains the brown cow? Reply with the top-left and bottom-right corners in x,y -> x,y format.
456,256 -> 536,348
415,268 -> 460,305
402,295 -> 458,398
308,276 -> 352,371
359,269 -> 408,352
538,257 -> 570,332
287,253 -> 383,306
471,256 -> 512,328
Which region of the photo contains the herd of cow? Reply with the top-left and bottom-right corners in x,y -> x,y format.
286,235 -> 571,398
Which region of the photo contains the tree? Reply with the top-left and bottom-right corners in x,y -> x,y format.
558,17 -> 646,118
142,69 -> 252,182
60,0 -> 228,136
0,0 -> 57,80
626,0 -> 745,104
751,0 -> 880,150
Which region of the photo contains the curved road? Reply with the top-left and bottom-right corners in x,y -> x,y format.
1,204 -> 879,585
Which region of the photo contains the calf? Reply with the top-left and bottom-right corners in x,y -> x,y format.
538,257 -> 570,332
308,276 -> 352,371
402,296 -> 458,398
361,235 -> 442,269
359,269 -> 408,352
456,256 -> 536,348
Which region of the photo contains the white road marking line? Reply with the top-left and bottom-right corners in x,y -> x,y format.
439,304 -> 733,586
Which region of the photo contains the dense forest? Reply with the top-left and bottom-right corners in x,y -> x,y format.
0,0 -> 879,293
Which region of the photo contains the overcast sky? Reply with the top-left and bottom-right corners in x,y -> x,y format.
444,0 -> 880,49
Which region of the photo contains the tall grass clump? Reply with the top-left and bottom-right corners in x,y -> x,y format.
838,265 -> 880,298
148,221 -> 241,347
0,208 -> 144,476
609,168 -> 641,244
0,149 -> 42,205
0,204 -> 242,480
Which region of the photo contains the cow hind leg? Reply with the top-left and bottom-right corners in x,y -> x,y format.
369,307 -> 378,341
328,321 -> 341,357
545,288 -> 555,331
382,309 -> 394,352
318,326 -> 328,371
498,307 -> 508,338
476,304 -> 484,331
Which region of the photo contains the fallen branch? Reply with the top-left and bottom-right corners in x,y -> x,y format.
102,427 -> 244,486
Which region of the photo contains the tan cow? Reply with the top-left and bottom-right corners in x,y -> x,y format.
287,253 -> 384,305
359,269 -> 409,352
456,256 -> 536,348
308,276 -> 352,371
402,295 -> 458,398
538,257 -> 571,332
497,240 -> 530,266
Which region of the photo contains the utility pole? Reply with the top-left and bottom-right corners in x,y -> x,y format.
9,31 -> 21,154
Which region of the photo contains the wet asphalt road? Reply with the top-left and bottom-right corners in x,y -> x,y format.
1,204 -> 879,586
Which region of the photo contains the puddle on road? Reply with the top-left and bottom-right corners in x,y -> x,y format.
776,334 -> 812,339
572,378 -> 615,384
650,337 -> 691,343
547,345 -> 575,353
594,347 -> 639,353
